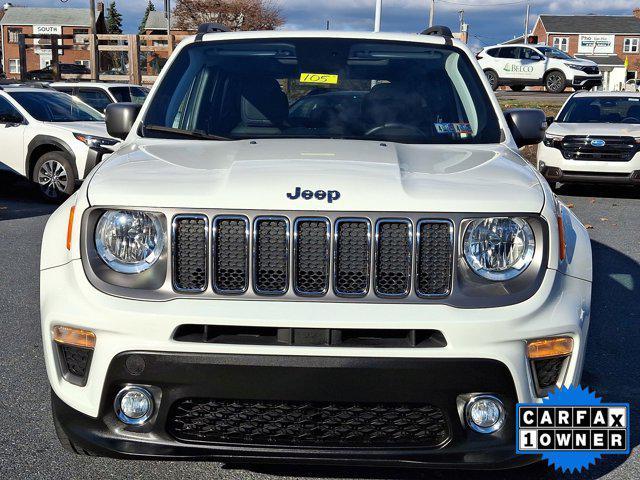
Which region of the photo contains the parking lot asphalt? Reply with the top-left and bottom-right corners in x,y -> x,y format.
0,169 -> 638,480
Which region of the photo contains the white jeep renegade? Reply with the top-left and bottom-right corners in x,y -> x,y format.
477,44 -> 602,93
41,26 -> 592,469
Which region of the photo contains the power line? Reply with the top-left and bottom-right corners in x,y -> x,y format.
437,0 -> 532,6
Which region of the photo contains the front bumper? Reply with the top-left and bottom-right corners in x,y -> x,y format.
571,75 -> 602,89
42,260 -> 591,467
52,352 -> 538,468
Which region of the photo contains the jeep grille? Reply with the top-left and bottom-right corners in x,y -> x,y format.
171,214 -> 454,300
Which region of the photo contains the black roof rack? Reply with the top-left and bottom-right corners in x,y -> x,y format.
195,23 -> 230,41
420,25 -> 453,38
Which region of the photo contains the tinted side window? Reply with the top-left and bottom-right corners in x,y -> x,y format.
53,87 -> 74,94
498,47 -> 518,59
76,89 -> 112,113
486,48 -> 499,58
519,48 -> 538,60
0,96 -> 22,122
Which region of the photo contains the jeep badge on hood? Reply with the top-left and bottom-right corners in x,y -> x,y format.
287,187 -> 341,203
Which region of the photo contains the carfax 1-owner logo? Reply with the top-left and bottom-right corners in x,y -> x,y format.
516,385 -> 630,472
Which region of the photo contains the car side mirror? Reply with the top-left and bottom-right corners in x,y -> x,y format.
531,55 -> 544,61
503,108 -> 547,148
105,102 -> 142,140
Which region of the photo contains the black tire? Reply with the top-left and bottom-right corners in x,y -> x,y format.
510,85 -> 525,92
51,390 -> 98,456
484,70 -> 499,91
545,71 -> 566,93
32,150 -> 76,202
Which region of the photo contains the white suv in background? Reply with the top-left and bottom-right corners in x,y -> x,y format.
477,44 -> 602,93
50,82 -> 150,113
538,91 -> 640,188
0,86 -> 119,200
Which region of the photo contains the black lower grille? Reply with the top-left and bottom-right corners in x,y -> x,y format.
168,399 -> 450,447
416,221 -> 453,297
294,219 -> 330,295
173,216 -> 208,292
60,345 -> 91,377
254,217 -> 289,294
334,220 -> 371,296
375,221 -> 411,297
213,217 -> 249,293
533,356 -> 567,389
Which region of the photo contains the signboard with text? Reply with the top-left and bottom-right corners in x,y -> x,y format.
34,25 -> 62,35
578,34 -> 615,54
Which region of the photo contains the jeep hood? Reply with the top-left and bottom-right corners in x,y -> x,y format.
548,122 -> 640,137
88,139 -> 544,213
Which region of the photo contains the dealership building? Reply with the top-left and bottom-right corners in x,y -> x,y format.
0,3 -> 107,79
531,9 -> 640,91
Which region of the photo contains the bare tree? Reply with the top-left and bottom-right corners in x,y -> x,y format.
173,0 -> 284,31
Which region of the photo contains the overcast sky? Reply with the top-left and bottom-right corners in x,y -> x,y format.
14,0 -> 640,49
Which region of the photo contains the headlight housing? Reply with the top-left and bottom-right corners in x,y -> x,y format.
566,63 -> 587,71
463,217 -> 535,281
73,132 -> 119,149
95,210 -> 165,273
543,133 -> 563,147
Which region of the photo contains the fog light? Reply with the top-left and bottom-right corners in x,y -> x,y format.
465,395 -> 505,433
114,386 -> 154,425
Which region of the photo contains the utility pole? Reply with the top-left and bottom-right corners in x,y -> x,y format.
165,0 -> 171,37
374,0 -> 382,32
524,3 -> 530,42
326,20 -> 330,30
88,0 -> 98,81
458,10 -> 464,33
429,0 -> 435,27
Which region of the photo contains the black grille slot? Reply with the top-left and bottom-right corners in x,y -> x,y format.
294,219 -> 330,296
375,220 -> 412,297
253,217 -> 289,295
334,219 -> 371,296
560,136 -> 638,162
213,217 -> 249,294
533,356 -> 568,389
416,221 -> 453,297
168,399 -> 450,447
173,216 -> 208,292
57,344 -> 93,386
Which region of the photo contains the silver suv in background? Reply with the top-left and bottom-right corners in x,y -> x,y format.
50,82 -> 149,113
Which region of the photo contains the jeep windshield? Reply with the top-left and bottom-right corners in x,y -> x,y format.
143,38 -> 501,144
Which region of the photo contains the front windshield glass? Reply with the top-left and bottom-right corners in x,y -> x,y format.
143,38 -> 501,144
8,91 -> 103,122
557,96 -> 640,124
536,46 -> 572,60
109,86 -> 149,104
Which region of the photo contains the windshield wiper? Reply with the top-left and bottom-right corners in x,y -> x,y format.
142,124 -> 231,141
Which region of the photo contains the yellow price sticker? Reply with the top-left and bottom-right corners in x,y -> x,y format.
300,73 -> 339,85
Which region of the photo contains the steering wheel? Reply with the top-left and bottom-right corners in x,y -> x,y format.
364,122 -> 428,139
621,117 -> 640,124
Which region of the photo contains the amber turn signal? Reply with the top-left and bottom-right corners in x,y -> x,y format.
527,337 -> 573,359
66,206 -> 76,251
52,325 -> 96,349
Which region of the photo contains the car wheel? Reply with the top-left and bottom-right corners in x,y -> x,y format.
510,85 -> 525,92
32,151 -> 76,202
484,70 -> 499,91
545,71 -> 566,93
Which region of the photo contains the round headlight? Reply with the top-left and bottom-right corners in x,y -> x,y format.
463,217 -> 535,281
95,210 -> 165,273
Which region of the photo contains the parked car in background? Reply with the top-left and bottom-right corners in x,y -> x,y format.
0,86 -> 119,200
625,78 -> 640,92
51,82 -> 150,113
538,91 -> 640,189
25,63 -> 91,81
477,44 -> 602,93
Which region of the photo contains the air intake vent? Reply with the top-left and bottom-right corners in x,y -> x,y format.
253,217 -> 289,295
172,215 -> 208,292
375,220 -> 412,297
212,216 -> 249,294
416,220 -> 453,297
334,219 -> 371,297
294,218 -> 330,296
